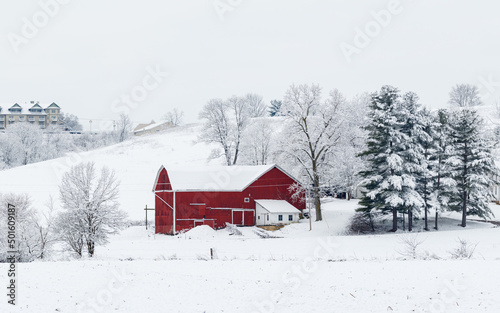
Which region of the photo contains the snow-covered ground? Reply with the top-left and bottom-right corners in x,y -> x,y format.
1,199 -> 500,313
1,125 -> 500,312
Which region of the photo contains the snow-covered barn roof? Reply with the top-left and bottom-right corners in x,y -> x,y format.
255,200 -> 301,214
153,164 -> 299,192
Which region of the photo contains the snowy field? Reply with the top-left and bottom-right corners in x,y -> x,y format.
1,199 -> 500,313
1,125 -> 500,312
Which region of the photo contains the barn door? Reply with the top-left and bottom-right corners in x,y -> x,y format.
244,211 -> 254,226
232,211 -> 243,226
194,220 -> 204,227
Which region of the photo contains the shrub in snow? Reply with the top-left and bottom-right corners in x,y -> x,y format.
347,212 -> 375,234
396,233 -> 425,260
449,237 -> 478,259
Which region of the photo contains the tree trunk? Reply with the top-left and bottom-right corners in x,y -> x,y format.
461,190 -> 467,227
232,141 -> 240,165
461,145 -> 467,228
224,146 -> 231,166
391,207 -> 397,232
408,210 -> 413,232
434,210 -> 438,230
424,205 -> 428,231
313,174 -> 322,221
87,240 -> 95,257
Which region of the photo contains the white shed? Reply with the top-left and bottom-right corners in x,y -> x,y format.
255,200 -> 301,226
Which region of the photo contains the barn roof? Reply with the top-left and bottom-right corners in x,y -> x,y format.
255,200 -> 302,214
153,164 -> 299,192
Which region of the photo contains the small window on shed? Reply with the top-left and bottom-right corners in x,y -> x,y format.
289,215 -> 293,221
278,215 -> 283,221
267,215 -> 269,221
258,216 -> 260,220
244,197 -> 250,203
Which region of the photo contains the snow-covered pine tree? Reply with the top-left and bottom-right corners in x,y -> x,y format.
269,100 -> 282,117
430,109 -> 456,230
415,108 -> 438,231
447,109 -> 496,227
393,92 -> 426,231
358,86 -> 423,231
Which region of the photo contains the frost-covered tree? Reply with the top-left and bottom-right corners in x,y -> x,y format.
5,122 -> 44,165
329,93 -> 370,200
0,135 -> 22,168
58,162 -> 127,257
0,193 -> 55,262
116,114 -> 132,143
269,100 -> 282,117
245,93 -> 267,118
358,86 -> 424,232
277,84 -> 347,221
448,84 -> 483,107
239,118 -> 274,165
199,98 -> 233,165
163,108 -> 184,127
447,109 -> 496,227
60,112 -> 83,132
395,92 -> 427,231
430,109 -> 456,230
227,96 -> 251,165
414,108 -> 438,230
43,126 -> 75,160
199,95 -> 256,165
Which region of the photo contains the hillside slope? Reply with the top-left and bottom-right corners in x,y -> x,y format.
0,124 -> 220,220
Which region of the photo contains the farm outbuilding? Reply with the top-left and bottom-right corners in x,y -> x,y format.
152,164 -> 305,234
255,200 -> 301,226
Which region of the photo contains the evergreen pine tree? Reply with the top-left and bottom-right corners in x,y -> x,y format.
269,100 -> 282,116
358,86 -> 423,231
415,108 -> 438,231
447,109 -> 496,227
430,109 -> 456,230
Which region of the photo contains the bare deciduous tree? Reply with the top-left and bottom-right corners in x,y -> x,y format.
277,84 -> 347,221
58,162 -> 127,257
0,193 -> 56,262
163,108 -> 184,126
227,96 -> 251,165
239,118 -> 273,165
199,98 -> 233,165
448,84 -> 483,107
116,114 -> 133,142
245,93 -> 267,117
199,95 -> 256,165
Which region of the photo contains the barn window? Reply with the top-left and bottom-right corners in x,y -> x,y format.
288,215 -> 293,221
278,215 -> 283,221
244,197 -> 250,203
267,215 -> 269,221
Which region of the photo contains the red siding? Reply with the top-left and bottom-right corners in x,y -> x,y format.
154,166 -> 305,234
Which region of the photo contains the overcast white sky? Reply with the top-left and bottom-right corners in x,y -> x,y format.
1,0 -> 499,130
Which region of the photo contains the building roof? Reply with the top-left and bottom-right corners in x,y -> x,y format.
255,200 -> 302,214
46,102 -> 60,109
153,164 -> 299,192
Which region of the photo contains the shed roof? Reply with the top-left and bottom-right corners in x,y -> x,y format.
255,200 -> 302,214
153,164 -> 298,192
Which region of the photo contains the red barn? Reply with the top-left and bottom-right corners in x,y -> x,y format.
152,164 -> 305,234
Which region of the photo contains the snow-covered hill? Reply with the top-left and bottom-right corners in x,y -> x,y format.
0,124 -> 220,220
